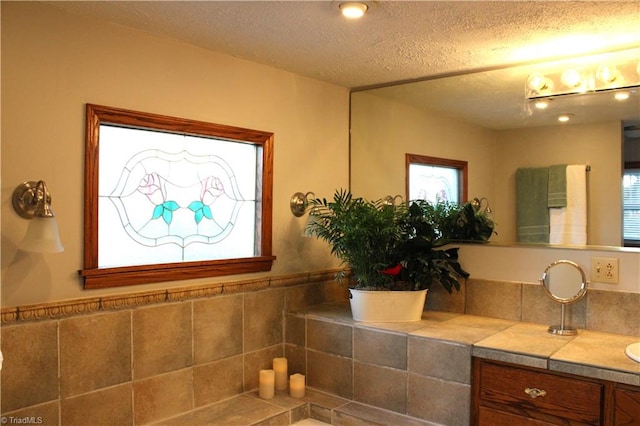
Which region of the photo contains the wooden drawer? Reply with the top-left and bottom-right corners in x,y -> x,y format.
476,360 -> 604,425
478,405 -> 560,425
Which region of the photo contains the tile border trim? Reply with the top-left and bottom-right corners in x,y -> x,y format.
1,269 -> 341,325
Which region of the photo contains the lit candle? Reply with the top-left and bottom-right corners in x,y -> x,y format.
259,369 -> 275,399
273,357 -> 288,391
289,373 -> 305,398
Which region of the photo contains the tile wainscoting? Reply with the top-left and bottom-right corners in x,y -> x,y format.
1,274 -> 637,425
0,271 -> 345,425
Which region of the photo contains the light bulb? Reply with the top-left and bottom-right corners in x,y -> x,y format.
527,73 -> 550,92
596,65 -> 620,84
561,69 -> 584,88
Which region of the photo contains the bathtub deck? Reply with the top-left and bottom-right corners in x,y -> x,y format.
147,387 -> 435,425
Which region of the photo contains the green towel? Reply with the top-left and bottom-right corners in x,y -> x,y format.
516,167 -> 550,243
548,164 -> 567,208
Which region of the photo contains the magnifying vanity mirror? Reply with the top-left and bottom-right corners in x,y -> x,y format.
540,260 -> 588,336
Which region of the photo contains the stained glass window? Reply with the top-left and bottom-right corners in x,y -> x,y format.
99,125 -> 258,267
81,105 -> 274,289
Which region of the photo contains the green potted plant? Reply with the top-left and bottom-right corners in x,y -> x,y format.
391,200 -> 470,294
306,190 -> 470,322
306,189 -> 402,289
437,199 -> 495,243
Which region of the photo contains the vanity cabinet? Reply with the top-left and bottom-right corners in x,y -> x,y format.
614,384 -> 640,426
473,358 -> 640,425
473,358 -> 603,425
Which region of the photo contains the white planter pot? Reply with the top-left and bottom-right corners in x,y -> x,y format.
348,288 -> 428,322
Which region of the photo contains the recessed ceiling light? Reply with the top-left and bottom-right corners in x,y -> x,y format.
557,113 -> 573,122
534,99 -> 550,110
339,2 -> 368,19
614,91 -> 630,101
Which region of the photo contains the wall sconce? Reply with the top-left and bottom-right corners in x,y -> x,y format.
471,197 -> 492,216
290,191 -> 316,217
382,194 -> 404,206
12,180 -> 64,253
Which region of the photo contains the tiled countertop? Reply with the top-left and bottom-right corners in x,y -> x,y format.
301,303 -> 640,386
474,323 -> 640,386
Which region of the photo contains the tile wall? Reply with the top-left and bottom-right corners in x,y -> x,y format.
1,274 -> 637,426
447,279 -> 639,336
0,273 -> 345,426
284,279 -> 638,425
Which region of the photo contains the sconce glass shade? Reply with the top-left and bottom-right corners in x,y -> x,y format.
12,180 -> 64,253
302,210 -> 319,238
19,216 -> 64,253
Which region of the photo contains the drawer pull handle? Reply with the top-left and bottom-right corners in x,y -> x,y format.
524,387 -> 547,399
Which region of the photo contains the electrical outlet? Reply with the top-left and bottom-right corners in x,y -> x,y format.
591,257 -> 619,284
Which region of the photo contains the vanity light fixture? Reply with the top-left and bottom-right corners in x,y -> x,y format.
526,50 -> 640,101
339,2 -> 368,19
12,180 -> 64,253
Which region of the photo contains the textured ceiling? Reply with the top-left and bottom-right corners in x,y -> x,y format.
46,1 -> 640,89
44,1 -> 639,129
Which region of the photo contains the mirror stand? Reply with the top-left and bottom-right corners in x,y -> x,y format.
548,303 -> 577,336
541,260 -> 588,336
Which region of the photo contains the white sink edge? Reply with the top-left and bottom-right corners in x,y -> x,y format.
625,342 -> 640,363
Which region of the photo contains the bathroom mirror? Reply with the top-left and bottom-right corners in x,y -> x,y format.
350,48 -> 640,248
540,260 -> 588,335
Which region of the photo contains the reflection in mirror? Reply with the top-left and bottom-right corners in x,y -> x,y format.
350,48 -> 640,249
406,154 -> 467,203
540,260 -> 588,335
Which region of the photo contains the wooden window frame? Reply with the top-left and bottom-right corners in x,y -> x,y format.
80,104 -> 275,289
405,153 -> 468,203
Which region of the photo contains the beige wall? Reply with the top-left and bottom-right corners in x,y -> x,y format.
350,91 -> 639,294
494,121 -> 623,246
1,2 -> 348,307
351,92 -> 623,247
2,2 -> 638,308
350,91 -> 497,201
